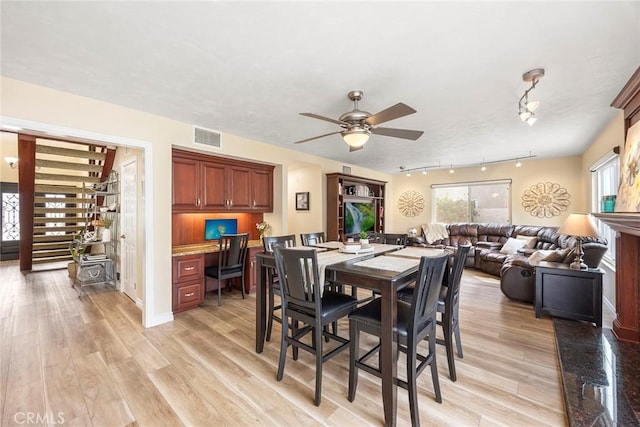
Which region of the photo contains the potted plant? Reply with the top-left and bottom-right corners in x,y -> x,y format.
68,234 -> 86,278
359,230 -> 370,246
101,215 -> 114,242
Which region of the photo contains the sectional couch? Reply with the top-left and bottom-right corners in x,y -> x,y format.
412,222 -> 608,303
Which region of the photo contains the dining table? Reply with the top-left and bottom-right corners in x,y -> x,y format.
254,242 -> 445,426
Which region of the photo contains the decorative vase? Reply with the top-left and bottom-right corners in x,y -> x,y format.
102,228 -> 111,242
360,238 -> 369,246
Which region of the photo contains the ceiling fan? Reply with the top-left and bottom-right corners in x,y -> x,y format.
294,90 -> 424,152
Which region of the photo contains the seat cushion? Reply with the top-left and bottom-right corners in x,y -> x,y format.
349,298 -> 421,337
205,265 -> 243,278
289,291 -> 358,322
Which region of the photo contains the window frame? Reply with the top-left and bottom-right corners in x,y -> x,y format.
590,150 -> 619,265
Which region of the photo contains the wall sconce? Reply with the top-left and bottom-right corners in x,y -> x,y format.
519,68 -> 545,126
5,157 -> 18,169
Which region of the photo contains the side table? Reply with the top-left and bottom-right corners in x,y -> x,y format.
532,261 -> 604,327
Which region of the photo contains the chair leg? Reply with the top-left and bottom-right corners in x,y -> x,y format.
292,321 -> 299,360
429,328 -> 442,404
443,312 -> 457,382
453,316 -> 463,358
407,338 -> 420,427
266,285 -> 275,342
277,311 -> 289,382
240,275 -> 246,299
314,323 -> 323,406
217,280 -> 222,306
348,319 -> 359,402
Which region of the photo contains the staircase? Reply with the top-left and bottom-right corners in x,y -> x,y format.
18,136 -> 115,270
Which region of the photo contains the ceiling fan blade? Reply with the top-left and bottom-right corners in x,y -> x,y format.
300,112 -> 345,125
371,127 -> 424,140
293,131 -> 341,144
349,145 -> 364,152
365,103 -> 417,126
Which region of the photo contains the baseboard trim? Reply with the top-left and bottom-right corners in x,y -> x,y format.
145,312 -> 174,328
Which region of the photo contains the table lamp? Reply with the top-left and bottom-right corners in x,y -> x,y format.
557,213 -> 600,270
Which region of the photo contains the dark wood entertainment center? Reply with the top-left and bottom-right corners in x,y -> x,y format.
326,173 -> 386,242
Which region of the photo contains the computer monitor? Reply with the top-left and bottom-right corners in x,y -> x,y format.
204,218 -> 238,241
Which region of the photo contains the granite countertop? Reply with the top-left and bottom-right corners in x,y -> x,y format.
172,240 -> 263,256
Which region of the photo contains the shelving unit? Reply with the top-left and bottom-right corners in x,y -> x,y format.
71,171 -> 119,296
326,173 -> 386,242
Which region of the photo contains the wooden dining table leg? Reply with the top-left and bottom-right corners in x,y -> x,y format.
380,284 -> 398,426
255,255 -> 267,353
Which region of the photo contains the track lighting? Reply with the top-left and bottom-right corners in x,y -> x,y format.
399,153 -> 536,175
519,68 -> 544,126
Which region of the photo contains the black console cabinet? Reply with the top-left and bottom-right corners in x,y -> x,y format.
533,261 -> 604,327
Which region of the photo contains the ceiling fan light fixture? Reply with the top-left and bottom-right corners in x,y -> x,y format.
342,128 -> 370,147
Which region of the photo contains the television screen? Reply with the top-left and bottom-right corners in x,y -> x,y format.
205,218 -> 238,241
344,201 -> 376,235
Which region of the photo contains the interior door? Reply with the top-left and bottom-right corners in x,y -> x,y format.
120,158 -> 137,302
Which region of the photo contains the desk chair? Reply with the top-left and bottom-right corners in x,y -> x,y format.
204,233 -> 249,306
262,234 -> 297,341
348,254 -> 448,426
273,246 -> 358,406
300,232 -> 326,246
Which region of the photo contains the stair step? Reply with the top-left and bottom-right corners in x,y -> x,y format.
34,207 -> 87,214
36,144 -> 106,161
33,242 -> 74,251
33,248 -> 72,258
35,173 -> 101,184
34,184 -> 84,195
34,196 -> 92,205
32,255 -> 73,264
34,225 -> 85,234
33,234 -> 76,243
33,217 -> 88,225
35,159 -> 104,173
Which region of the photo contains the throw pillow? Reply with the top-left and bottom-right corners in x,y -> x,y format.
527,250 -> 554,264
542,249 -> 570,263
515,235 -> 538,249
563,248 -> 577,265
500,237 -> 527,254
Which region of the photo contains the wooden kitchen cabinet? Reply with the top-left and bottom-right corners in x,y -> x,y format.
172,253 -> 205,313
172,149 -> 273,213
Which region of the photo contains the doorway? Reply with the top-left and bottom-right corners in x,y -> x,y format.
120,158 -> 138,302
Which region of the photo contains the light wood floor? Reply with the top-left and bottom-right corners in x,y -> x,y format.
0,260 -> 569,426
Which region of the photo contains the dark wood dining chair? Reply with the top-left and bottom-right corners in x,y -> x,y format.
262,234 -> 297,341
273,246 -> 358,406
397,245 -> 470,382
372,233 -> 408,246
348,254 -> 449,426
204,233 -> 249,306
300,232 -> 326,246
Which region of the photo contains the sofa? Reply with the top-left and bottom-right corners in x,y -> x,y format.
413,222 -> 608,303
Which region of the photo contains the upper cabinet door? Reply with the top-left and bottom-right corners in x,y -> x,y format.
228,165 -> 252,210
252,168 -> 273,212
201,161 -> 227,210
172,157 -> 201,210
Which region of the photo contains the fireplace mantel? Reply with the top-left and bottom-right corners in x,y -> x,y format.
593,213 -> 640,237
593,212 -> 640,343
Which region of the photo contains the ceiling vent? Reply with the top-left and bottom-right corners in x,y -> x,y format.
193,126 -> 222,149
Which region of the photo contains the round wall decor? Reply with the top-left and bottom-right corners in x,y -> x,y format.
398,190 -> 425,217
522,182 -> 570,218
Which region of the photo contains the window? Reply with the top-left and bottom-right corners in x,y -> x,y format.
591,151 -> 620,263
1,188 -> 19,241
432,180 -> 511,223
44,194 -> 65,236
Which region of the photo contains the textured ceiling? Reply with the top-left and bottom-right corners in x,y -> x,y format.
1,1 -> 639,174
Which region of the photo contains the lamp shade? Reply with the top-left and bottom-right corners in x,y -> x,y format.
557,214 -> 599,237
342,129 -> 370,147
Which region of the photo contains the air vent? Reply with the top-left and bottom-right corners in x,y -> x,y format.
193,126 -> 222,148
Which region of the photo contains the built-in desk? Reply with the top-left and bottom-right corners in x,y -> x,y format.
172,240 -> 262,313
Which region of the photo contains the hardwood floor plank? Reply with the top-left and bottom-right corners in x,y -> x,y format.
73,351 -> 136,426
42,356 -> 91,424
109,358 -> 183,426
85,318 -> 133,365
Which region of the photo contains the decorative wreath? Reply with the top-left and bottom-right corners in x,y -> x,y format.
398,190 -> 425,217
522,182 -> 571,218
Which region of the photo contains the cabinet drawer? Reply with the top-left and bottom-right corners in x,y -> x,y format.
173,280 -> 204,313
173,254 -> 204,282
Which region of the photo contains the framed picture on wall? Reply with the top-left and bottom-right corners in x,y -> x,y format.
296,192 -> 309,211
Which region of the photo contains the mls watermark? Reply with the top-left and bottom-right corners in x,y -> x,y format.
13,412 -> 65,424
